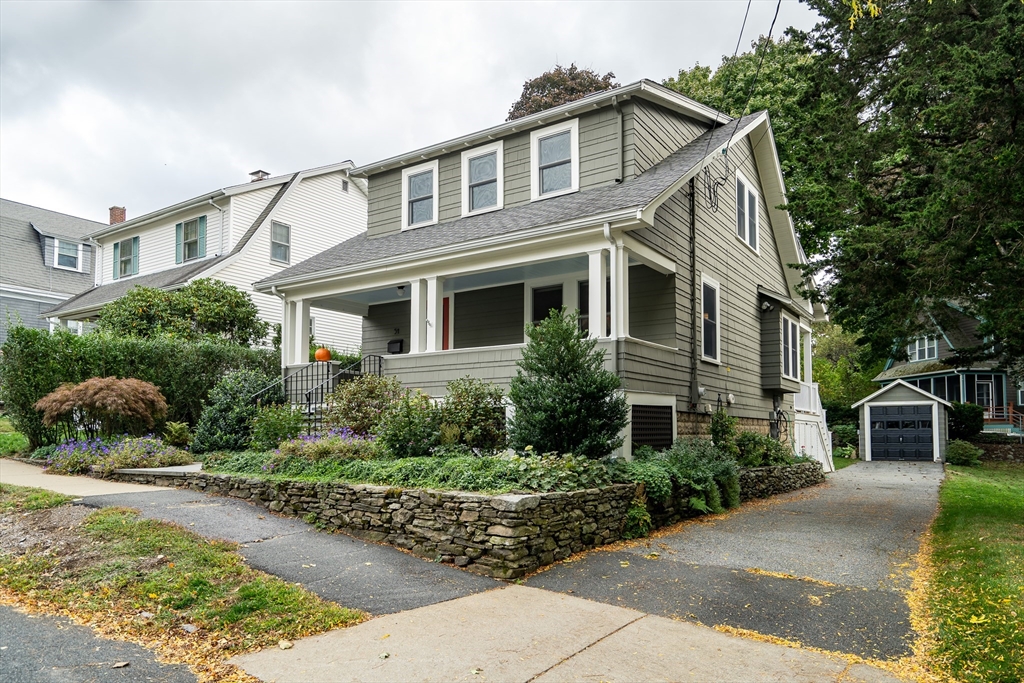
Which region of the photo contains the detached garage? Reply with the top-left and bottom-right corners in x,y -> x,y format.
853,380 -> 950,462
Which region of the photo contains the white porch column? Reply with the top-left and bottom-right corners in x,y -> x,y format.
409,279 -> 426,354
587,249 -> 608,339
293,299 -> 311,365
282,300 -> 295,368
611,239 -> 629,338
802,326 -> 813,384
425,276 -> 444,352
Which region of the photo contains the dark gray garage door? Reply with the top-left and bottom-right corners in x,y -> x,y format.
869,405 -> 934,461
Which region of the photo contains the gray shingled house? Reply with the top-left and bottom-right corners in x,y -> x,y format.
255,80 -> 833,466
0,198 -> 103,343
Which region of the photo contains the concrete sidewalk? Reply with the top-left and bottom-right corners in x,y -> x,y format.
0,458 -> 169,496
231,585 -> 899,683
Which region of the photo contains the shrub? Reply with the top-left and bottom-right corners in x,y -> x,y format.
509,310 -> 628,459
948,402 -> 985,440
162,421 -> 192,448
34,377 -> 168,440
438,377 -> 506,453
376,390 -> 439,459
831,423 -> 858,447
734,431 -> 795,468
622,493 -> 653,539
0,326 -> 277,448
44,435 -> 191,476
251,405 -> 305,451
191,370 -> 281,454
710,408 -> 740,460
946,440 -> 983,467
607,460 -> 673,502
323,374 -> 403,435
834,445 -> 857,459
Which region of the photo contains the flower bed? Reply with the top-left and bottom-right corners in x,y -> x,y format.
45,436 -> 192,476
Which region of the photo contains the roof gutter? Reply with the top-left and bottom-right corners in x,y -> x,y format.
87,191 -> 227,240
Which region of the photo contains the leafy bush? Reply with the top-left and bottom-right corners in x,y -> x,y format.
45,435 -> 191,476
376,390 -> 439,459
831,423 -> 859,447
621,494 -> 653,540
191,370 -> 281,454
276,428 -> 379,461
162,421 -> 192,448
34,377 -> 168,440
28,445 -> 57,461
251,405 -> 305,451
0,326 -> 277,448
946,440 -> 983,467
833,445 -> 857,459
323,374 -> 403,435
710,408 -> 740,460
97,278 -> 269,346
438,377 -> 506,453
0,431 -> 30,455
607,460 -> 673,502
948,402 -> 985,440
509,310 -> 628,459
734,431 -> 795,468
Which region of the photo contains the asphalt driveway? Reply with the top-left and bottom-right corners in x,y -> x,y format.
526,461 -> 944,659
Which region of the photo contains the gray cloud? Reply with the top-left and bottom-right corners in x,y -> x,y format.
0,0 -> 818,222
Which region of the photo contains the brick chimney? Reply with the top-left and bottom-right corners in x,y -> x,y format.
109,206 -> 126,225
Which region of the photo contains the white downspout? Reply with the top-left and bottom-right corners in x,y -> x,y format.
208,199 -> 227,256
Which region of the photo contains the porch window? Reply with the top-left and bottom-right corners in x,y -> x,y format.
401,160 -> 439,229
530,119 -> 579,201
54,240 -> 81,271
701,275 -> 720,362
461,141 -> 503,216
736,172 -> 758,251
271,221 -> 290,263
907,336 -> 938,362
782,315 -> 800,380
532,285 -> 563,324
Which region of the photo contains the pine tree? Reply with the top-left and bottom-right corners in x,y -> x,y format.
508,310 -> 628,459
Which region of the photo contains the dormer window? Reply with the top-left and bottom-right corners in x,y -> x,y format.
175,216 -> 206,264
54,240 -> 81,271
113,236 -> 139,280
736,171 -> 758,252
908,336 -> 938,362
461,141 -> 503,216
530,119 -> 579,201
401,160 -> 439,229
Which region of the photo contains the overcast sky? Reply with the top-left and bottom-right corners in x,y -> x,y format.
0,0 -> 820,223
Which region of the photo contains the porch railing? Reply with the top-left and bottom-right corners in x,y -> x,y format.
793,382 -> 823,415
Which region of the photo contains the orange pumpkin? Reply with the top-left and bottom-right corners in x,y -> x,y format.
314,347 -> 332,362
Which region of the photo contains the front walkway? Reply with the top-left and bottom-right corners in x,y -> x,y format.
0,458 -> 169,496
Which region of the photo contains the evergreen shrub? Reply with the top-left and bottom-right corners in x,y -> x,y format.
437,377 -> 506,453
945,439 -> 983,467
250,404 -> 305,451
948,402 -> 985,440
191,370 -> 281,453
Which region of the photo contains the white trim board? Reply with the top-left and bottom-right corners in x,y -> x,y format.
852,378 -> 952,409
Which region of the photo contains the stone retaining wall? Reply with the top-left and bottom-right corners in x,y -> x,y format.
108,461 -> 824,579
970,440 -> 1024,462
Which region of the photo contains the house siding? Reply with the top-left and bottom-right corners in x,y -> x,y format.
623,100 -> 709,179
0,293 -> 58,342
229,185 -> 280,249
453,283 -> 524,349
627,264 -> 675,346
363,300 -> 411,357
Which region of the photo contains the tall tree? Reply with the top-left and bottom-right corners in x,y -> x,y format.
788,0 -> 1024,380
507,64 -> 618,121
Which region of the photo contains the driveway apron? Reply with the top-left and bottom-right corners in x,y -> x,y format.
77,489 -> 498,615
526,461 -> 943,660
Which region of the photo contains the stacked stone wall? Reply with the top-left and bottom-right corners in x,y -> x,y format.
969,440 -> 1024,462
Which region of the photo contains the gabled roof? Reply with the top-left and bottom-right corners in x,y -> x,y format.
352,80 -> 728,177
257,112 -> 768,290
852,379 -> 953,408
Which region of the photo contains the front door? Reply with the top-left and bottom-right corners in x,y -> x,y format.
977,381 -> 994,418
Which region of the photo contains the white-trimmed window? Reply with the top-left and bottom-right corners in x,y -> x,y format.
113,236 -> 138,280
54,240 -> 81,271
530,119 -> 579,201
461,141 -> 503,216
271,221 -> 290,263
735,171 -> 758,252
908,336 -> 938,362
701,275 -> 721,362
782,315 -> 800,380
401,160 -> 439,229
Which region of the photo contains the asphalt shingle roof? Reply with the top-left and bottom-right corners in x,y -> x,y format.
257,113 -> 763,287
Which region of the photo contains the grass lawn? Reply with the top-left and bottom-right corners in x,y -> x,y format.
0,416 -> 29,456
927,462 -> 1023,682
0,483 -> 73,512
0,488 -> 364,681
832,456 -> 858,471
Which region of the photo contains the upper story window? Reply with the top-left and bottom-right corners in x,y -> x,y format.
401,160 -> 439,230
113,236 -> 139,280
54,240 -> 81,271
175,216 -> 206,264
908,336 -> 938,362
271,221 -> 290,263
736,171 -> 758,252
530,119 -> 579,201
782,315 -> 800,380
701,274 -> 720,362
461,141 -> 504,216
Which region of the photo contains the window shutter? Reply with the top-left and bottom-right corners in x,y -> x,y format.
112,241 -> 120,280
198,215 -> 207,258
175,222 -> 183,264
131,236 -> 139,275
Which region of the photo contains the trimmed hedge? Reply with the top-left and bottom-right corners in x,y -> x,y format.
0,326 -> 278,448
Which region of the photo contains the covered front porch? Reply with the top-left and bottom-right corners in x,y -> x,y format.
278,229 -> 682,398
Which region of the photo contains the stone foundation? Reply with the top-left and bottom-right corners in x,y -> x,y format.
676,412 -> 787,442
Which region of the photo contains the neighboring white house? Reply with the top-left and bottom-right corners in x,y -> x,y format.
45,163 -> 367,352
